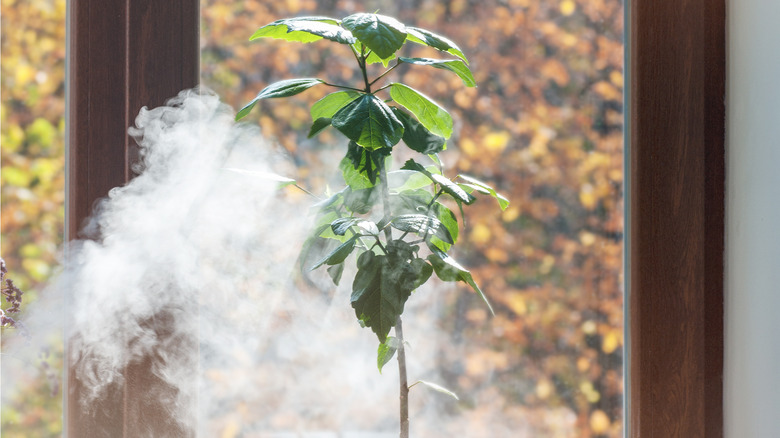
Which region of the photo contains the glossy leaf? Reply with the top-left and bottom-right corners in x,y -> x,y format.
310,235 -> 359,270
350,252 -> 395,342
377,336 -> 400,373
387,170 -> 434,194
308,117 -> 332,138
351,246 -> 428,342
433,203 -> 459,246
389,83 -> 453,139
331,217 -> 379,236
405,26 -> 469,64
409,380 -> 460,400
391,214 -> 454,244
331,217 -> 361,236
332,94 -> 404,150
237,78 -> 324,120
400,159 -> 474,204
341,141 -> 391,188
311,91 -> 362,120
250,17 -> 355,44
430,173 -> 476,205
327,263 -> 345,285
342,13 -> 407,59
427,250 -> 494,315
457,174 -> 510,210
366,51 -> 396,67
409,258 -> 434,290
399,57 -> 476,87
392,108 -> 446,155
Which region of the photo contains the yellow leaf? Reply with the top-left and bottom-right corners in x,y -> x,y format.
579,231 -> 596,247
602,329 -> 621,354
502,206 -> 520,222
593,80 -> 622,101
484,131 -> 510,154
469,222 -> 492,245
540,59 -> 570,87
506,293 -> 527,316
590,409 -> 611,434
535,379 -> 554,400
559,0 -> 576,16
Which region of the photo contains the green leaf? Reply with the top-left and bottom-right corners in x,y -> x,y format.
310,235 -> 359,270
332,94 -> 404,150
331,217 -> 361,235
250,17 -> 356,45
357,220 -> 380,236
432,203 -> 459,245
311,91 -> 362,120
343,187 -> 376,214
400,158 -> 431,175
391,214 -> 453,244
457,175 -> 510,210
237,78 -> 324,120
308,118 -> 332,138
399,57 -> 476,87
401,159 -> 475,204
390,188 -> 435,216
387,170 -> 434,193
406,26 -> 469,64
409,380 -> 460,401
409,258 -> 434,290
427,250 -> 494,315
377,336 -> 400,373
342,13 -> 407,59
366,51 -> 396,67
327,263 -> 345,285
351,249 -> 421,342
331,217 -> 379,236
351,252 -> 392,341
340,141 -> 390,188
430,173 -> 476,205
389,83 -> 453,139
340,144 -> 374,190
392,108 -> 446,155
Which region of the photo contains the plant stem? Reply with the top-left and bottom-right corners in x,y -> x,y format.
321,81 -> 365,93
359,46 -> 372,93
377,150 -> 409,438
396,316 -> 410,438
370,61 -> 402,87
378,158 -> 393,243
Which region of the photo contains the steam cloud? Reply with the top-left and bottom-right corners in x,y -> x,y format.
1,90 -> 419,436
2,90 -> 527,437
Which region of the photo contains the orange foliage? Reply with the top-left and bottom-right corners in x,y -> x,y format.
0,0 -> 622,435
202,0 -> 623,436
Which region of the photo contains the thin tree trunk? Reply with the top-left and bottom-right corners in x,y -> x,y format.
396,316 -> 410,438
377,154 -> 410,438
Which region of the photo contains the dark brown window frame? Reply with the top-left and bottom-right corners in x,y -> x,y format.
66,0 -> 725,436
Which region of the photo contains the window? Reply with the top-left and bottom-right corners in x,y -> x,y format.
200,1 -> 623,436
0,0 -> 724,436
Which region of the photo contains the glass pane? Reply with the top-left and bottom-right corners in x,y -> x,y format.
1,0 -> 67,436
200,1 -> 623,437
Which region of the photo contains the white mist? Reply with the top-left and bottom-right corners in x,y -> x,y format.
5,90 -> 485,437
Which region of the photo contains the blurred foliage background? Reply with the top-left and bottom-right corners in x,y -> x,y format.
201,0 -> 623,436
1,0 -> 67,436
1,0 -> 622,436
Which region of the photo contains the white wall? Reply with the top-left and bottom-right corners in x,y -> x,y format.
725,1 -> 780,436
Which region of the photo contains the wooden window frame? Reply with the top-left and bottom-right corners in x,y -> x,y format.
66,0 -> 725,436
66,1 -> 199,436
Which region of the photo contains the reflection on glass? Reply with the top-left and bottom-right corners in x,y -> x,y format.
201,1 -> 623,437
